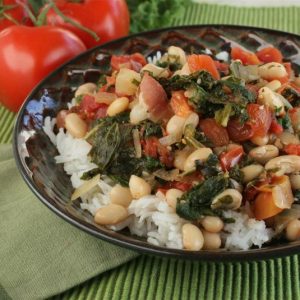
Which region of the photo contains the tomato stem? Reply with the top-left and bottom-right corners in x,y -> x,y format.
47,0 -> 99,42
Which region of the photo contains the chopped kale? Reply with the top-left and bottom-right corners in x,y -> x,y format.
277,113 -> 292,130
229,165 -> 243,184
81,168 -> 101,180
141,120 -> 163,138
281,87 -> 300,106
293,189 -> 300,203
196,153 -> 221,178
176,175 -> 229,220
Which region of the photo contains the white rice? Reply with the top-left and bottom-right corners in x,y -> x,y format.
222,210 -> 274,250
43,103 -> 273,251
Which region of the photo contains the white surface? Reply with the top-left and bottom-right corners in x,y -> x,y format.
192,0 -> 300,6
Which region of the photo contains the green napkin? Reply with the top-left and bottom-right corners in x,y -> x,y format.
0,144 -> 138,300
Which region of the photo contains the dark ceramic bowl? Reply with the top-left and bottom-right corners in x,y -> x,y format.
13,25 -> 300,261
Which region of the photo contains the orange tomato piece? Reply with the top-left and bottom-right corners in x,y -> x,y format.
247,104 -> 272,137
256,47 -> 283,63
187,54 -> 220,79
253,192 -> 283,220
283,144 -> 300,156
199,118 -> 229,147
170,91 -> 193,117
231,47 -> 260,65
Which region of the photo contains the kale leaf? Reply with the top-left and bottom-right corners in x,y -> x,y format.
176,175 -> 229,220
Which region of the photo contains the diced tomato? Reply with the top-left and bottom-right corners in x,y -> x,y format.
253,191 -> 283,220
246,84 -> 260,99
199,118 -> 229,146
220,145 -> 244,171
255,47 -> 283,63
95,104 -> 108,119
231,47 -> 260,65
283,144 -> 300,155
111,53 -> 147,72
187,54 -> 220,79
227,118 -> 254,142
158,181 -> 193,194
142,137 -> 173,167
214,60 -> 229,75
79,95 -> 104,119
170,91 -> 193,118
269,119 -> 283,135
247,104 -> 272,137
142,137 -> 158,158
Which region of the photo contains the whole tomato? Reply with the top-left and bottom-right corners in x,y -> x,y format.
0,0 -> 32,31
0,25 -> 86,112
42,0 -> 130,49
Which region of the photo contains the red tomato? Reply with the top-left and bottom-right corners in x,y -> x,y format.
79,95 -> 108,120
142,137 -> 158,158
231,47 -> 260,65
214,60 -> 229,75
199,118 -> 229,146
0,26 -> 86,112
220,145 -> 244,171
95,104 -> 108,119
43,0 -> 130,49
255,47 -> 283,63
170,91 -> 192,118
227,118 -> 254,142
0,0 -> 32,31
269,119 -> 283,135
247,104 -> 272,137
187,54 -> 220,79
283,144 -> 300,155
111,53 -> 147,72
158,181 -> 192,194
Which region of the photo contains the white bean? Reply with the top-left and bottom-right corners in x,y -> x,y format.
258,62 -> 287,80
257,87 -> 284,115
115,68 -> 141,96
279,131 -> 300,146
201,216 -> 224,233
286,219 -> 300,241
165,188 -> 183,209
75,82 -> 97,97
129,175 -> 151,199
94,204 -> 128,225
182,224 -> 204,251
264,79 -> 281,91
166,115 -> 186,139
289,174 -> 300,190
184,112 -> 199,129
241,164 -> 264,183
168,46 -> 187,66
202,231 -> 222,250
110,184 -> 133,207
265,155 -> 300,175
249,145 -> 279,164
141,64 -> 169,78
65,113 -> 88,138
211,189 -> 242,210
174,147 -> 193,171
250,135 -> 269,146
107,97 -> 129,117
184,148 -> 213,171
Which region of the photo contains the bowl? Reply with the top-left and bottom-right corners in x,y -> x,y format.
13,25 -> 300,260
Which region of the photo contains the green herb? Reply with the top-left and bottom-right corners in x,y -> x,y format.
127,0 -> 185,33
141,120 -> 163,138
131,78 -> 140,86
281,87 -> 300,106
222,217 -> 236,224
228,165 -> 243,184
183,124 -> 206,148
215,103 -> 233,127
176,175 -> 229,220
75,94 -> 83,104
277,113 -> 292,129
196,153 -> 221,178
80,168 -> 101,180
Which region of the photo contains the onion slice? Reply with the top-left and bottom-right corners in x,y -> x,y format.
71,174 -> 100,201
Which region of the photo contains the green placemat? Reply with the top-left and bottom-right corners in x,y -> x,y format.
2,2 -> 300,300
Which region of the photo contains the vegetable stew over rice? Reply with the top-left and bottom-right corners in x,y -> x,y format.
44,45 -> 300,251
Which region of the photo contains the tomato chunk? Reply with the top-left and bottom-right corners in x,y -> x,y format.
187,54 -> 220,79
199,118 -> 229,146
247,104 -> 272,137
170,91 -> 193,117
231,47 -> 260,65
227,118 -> 253,142
269,119 -> 283,135
254,192 -> 283,220
220,145 -> 244,171
256,47 -> 283,63
283,144 -> 300,156
111,53 -> 147,72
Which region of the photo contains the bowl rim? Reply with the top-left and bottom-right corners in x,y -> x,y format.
13,24 -> 300,261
